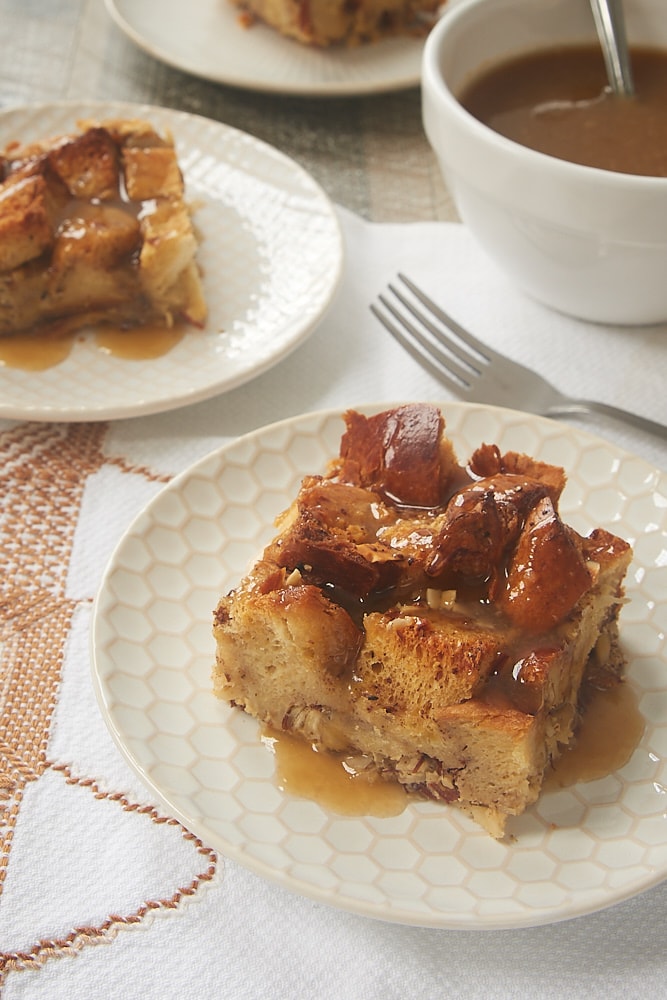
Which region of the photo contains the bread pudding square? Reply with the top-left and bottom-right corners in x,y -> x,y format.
0,117 -> 206,339
213,404 -> 632,837
231,0 -> 442,46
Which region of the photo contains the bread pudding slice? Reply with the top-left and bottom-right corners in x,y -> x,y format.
213,404 -> 632,837
231,0 -> 442,46
0,118 -> 206,339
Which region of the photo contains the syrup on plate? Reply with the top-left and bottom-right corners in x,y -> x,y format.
261,728 -> 408,818
545,681 -> 645,789
0,323 -> 187,371
262,681 -> 644,819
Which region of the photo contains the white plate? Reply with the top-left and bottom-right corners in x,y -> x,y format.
91,403 -> 667,929
105,0 -> 433,96
0,101 -> 342,422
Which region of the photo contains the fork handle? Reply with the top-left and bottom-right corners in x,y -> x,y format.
546,399 -> 667,440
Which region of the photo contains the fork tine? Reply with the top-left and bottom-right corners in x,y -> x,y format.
378,285 -> 479,386
397,273 -> 495,363
370,302 -> 472,397
387,282 -> 482,375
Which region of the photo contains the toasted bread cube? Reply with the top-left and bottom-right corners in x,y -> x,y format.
79,117 -> 171,150
122,146 -> 184,201
357,610 -> 511,710
47,127 -> 120,200
0,173 -> 56,271
51,204 -> 141,271
138,199 -> 198,302
339,405 -> 459,508
45,208 -> 142,318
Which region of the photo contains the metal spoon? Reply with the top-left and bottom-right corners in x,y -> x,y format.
589,0 -> 635,96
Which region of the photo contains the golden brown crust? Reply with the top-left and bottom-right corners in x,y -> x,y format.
338,403 -> 458,507
357,608 -> 510,709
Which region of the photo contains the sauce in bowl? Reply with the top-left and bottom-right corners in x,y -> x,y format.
458,44 -> 667,176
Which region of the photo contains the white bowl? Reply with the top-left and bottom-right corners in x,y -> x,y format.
422,0 -> 667,325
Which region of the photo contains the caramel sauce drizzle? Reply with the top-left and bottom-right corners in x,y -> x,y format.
545,681 -> 645,789
0,322 -> 188,371
95,322 -> 187,361
261,727 -> 408,818
263,682 -> 645,821
0,332 -> 75,372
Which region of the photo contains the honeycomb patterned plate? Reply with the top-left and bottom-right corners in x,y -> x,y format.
106,0 -> 431,97
0,101 -> 342,422
91,403 -> 667,929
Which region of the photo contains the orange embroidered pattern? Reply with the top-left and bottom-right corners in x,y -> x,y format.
0,423 -> 218,981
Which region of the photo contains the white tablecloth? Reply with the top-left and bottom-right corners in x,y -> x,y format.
1,207 -> 665,999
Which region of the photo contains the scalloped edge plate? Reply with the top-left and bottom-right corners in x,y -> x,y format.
0,101 -> 342,422
91,403 -> 667,928
105,0 -> 438,96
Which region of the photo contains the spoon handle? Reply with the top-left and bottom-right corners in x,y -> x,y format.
589,0 -> 635,97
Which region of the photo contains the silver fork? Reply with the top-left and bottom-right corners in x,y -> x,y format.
371,274 -> 667,440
